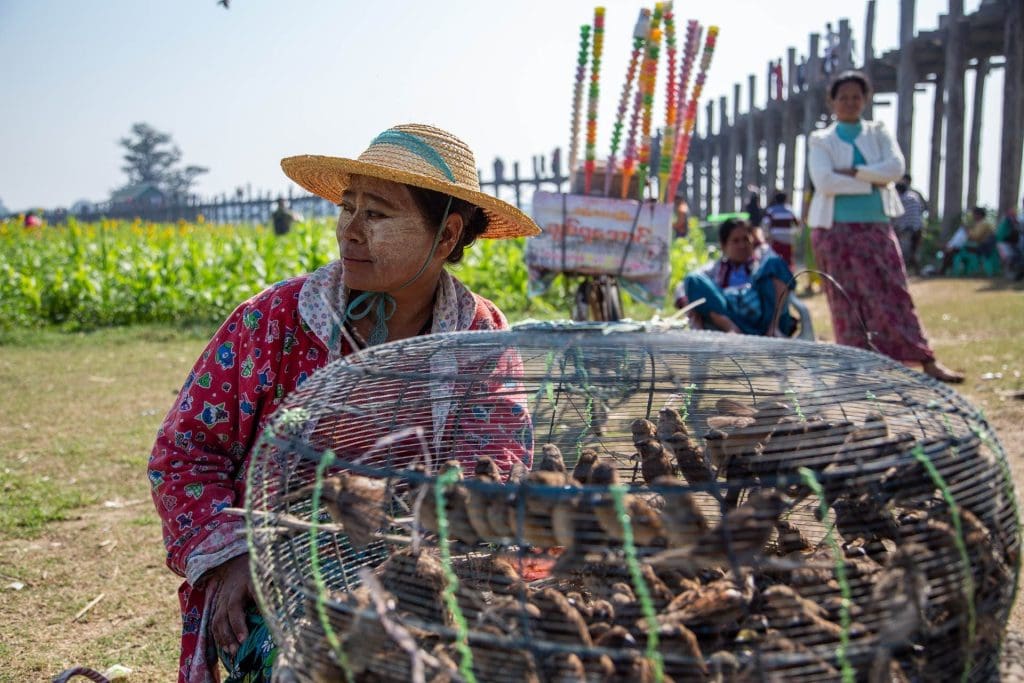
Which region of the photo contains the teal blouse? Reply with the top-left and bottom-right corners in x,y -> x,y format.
833,121 -> 888,223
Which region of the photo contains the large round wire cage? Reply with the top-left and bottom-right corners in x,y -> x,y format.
245,322 -> 1019,682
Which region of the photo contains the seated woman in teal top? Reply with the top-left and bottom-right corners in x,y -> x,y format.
680,218 -> 796,336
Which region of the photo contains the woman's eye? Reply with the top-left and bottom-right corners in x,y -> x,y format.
366,210 -> 386,219
338,203 -> 354,214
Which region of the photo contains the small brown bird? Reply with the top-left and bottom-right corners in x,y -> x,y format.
292,471 -> 388,550
637,621 -> 707,680
773,518 -> 813,555
716,397 -> 757,417
868,543 -> 929,682
661,573 -> 752,627
657,406 -> 712,485
467,456 -> 503,541
653,475 -> 710,549
631,417 -> 658,442
410,461 -> 479,545
539,443 -> 568,473
636,437 -> 675,485
590,462 -> 665,547
571,448 -> 599,484
374,548 -> 448,623
543,652 -> 587,683
531,587 -> 593,646
652,489 -> 790,570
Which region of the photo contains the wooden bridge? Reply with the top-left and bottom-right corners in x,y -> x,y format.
480,0 -> 1022,236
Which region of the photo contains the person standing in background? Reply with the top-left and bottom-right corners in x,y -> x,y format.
893,174 -> 927,274
762,191 -> 800,267
271,198 -> 295,236
807,70 -> 963,383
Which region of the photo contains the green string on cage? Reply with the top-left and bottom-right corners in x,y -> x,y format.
910,444 -> 976,683
609,484 -> 665,683
434,467 -> 477,683
679,382 -> 697,422
798,467 -> 854,683
785,388 -> 806,422
309,449 -> 354,683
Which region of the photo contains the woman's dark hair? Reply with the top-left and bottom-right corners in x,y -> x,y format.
407,186 -> 490,264
829,70 -> 872,99
718,218 -> 751,246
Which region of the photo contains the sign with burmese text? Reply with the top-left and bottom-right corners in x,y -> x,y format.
526,191 -> 672,301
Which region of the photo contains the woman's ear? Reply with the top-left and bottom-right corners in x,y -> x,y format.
440,212 -> 465,258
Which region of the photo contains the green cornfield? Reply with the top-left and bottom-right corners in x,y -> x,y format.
0,217 -> 707,331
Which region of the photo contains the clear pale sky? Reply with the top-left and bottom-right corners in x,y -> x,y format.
1,0 -> 1008,213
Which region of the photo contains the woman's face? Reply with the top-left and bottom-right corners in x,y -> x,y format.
723,225 -> 754,264
830,81 -> 867,123
336,175 -> 449,293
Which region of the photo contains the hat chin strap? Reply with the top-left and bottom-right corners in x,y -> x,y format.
343,196 -> 453,346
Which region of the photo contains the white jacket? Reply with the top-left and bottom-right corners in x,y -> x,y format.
806,120 -> 905,229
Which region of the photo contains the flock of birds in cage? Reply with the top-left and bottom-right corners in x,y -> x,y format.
245,329 -> 1019,683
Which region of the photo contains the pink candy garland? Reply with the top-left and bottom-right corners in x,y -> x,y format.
667,25 -> 718,205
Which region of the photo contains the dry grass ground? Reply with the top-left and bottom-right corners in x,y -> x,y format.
0,277 -> 1020,681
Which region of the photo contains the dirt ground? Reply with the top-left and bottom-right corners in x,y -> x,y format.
0,277 -> 1021,681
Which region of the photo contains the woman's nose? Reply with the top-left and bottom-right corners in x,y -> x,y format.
338,213 -> 366,242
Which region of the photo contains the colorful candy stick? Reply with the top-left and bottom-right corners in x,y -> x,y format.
584,7 -> 605,195
667,26 -> 719,204
605,8 -> 648,198
657,7 -> 677,202
567,24 -> 591,192
666,21 -> 703,201
622,4 -> 663,198
635,14 -> 663,200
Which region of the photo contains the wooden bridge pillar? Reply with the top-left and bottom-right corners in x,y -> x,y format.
744,76 -> 758,191
705,99 -> 716,217
837,19 -> 853,72
862,1 -> 876,120
941,1 -> 966,237
896,0 -> 917,168
929,74 -> 945,218
720,95 -> 735,212
1000,0 -> 1024,214
966,58 -> 989,211
782,47 -> 798,197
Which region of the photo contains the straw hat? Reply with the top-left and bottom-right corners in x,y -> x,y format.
281,124 -> 541,239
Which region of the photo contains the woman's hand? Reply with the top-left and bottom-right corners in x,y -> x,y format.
204,553 -> 254,657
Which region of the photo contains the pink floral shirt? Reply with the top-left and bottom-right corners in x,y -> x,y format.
149,261 -> 531,682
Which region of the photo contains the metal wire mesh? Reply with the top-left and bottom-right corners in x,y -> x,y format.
245,322 -> 1020,682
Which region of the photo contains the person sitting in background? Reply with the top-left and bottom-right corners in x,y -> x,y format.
938,206 -> 996,275
761,190 -> 800,267
674,218 -> 795,336
995,198 -> 1022,279
893,174 -> 927,274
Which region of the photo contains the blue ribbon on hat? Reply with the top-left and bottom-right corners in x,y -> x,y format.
370,130 -> 456,182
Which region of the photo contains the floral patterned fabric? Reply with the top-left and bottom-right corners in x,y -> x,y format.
149,260 -> 531,683
811,222 -> 934,363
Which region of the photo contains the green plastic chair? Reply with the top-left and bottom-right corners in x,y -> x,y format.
951,248 -> 1002,277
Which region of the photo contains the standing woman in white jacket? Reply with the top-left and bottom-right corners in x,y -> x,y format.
807,70 -> 963,383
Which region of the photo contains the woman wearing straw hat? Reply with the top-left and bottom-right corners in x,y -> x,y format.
149,124 -> 541,683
